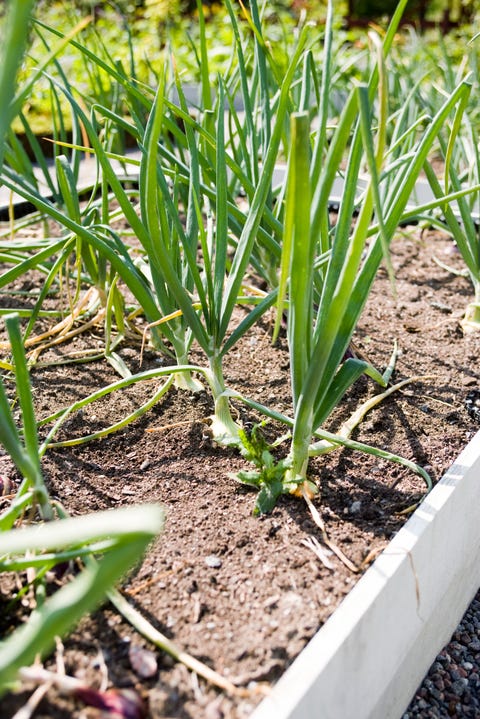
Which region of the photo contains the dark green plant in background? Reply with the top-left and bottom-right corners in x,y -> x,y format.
348,0 -> 418,18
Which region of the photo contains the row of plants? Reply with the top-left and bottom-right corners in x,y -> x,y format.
0,0 -> 479,710
0,3 -> 168,714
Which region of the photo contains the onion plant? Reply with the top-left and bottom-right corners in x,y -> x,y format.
0,15 -> 138,373
0,503 -> 164,696
387,26 -> 480,332
0,6 -> 164,697
0,314 -> 164,696
417,46 -> 480,331
1,0 -> 312,444
423,114 -> 480,332
230,0 -> 471,511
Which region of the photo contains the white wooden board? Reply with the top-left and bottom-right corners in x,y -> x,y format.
251,430 -> 480,719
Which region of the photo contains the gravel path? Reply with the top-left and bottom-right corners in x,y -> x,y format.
403,589 -> 480,718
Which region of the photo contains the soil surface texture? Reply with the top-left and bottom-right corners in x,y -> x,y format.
1,223 -> 480,719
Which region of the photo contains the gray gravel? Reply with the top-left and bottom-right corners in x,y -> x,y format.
403,590 -> 480,718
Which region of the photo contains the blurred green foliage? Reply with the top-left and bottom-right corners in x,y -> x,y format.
32,0 -> 477,23
6,0 -> 479,140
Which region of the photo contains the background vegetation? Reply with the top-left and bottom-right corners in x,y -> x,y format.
8,0 -> 478,139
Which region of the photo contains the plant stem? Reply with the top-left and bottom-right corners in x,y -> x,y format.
206,352 -> 240,445
462,281 -> 480,332
287,424 -> 312,485
170,343 -> 203,392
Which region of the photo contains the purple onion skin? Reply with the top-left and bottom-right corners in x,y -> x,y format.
74,687 -> 147,718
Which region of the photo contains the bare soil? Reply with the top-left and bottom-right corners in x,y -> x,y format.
1,224 -> 480,718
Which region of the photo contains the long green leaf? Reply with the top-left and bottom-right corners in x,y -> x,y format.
285,112 -> 312,407
219,23 -> 309,341
0,0 -> 36,169
0,505 -> 164,693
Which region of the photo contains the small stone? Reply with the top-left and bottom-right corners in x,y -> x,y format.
430,687 -> 444,702
121,487 -> 136,495
451,678 -> 468,695
433,677 -> 445,692
349,501 -> 362,514
205,555 -> 222,569
128,644 -> 158,679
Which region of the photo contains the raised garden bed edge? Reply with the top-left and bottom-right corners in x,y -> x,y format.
250,428 -> 480,719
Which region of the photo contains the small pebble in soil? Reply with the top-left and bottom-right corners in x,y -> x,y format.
205,555 -> 222,569
128,644 -> 158,679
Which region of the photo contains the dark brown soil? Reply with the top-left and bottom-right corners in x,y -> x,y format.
1,224 -> 480,719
